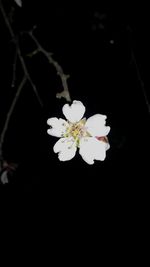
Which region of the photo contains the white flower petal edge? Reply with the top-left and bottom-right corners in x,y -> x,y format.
85,114 -> 110,137
62,100 -> 85,123
47,117 -> 68,137
53,137 -> 77,161
79,137 -> 108,165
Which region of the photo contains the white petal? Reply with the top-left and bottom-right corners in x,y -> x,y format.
53,138 -> 77,161
85,114 -> 110,137
47,117 -> 68,137
62,100 -> 85,123
106,142 -> 110,151
79,137 -> 108,165
14,0 -> 22,7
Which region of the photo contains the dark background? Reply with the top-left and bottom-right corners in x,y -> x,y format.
0,1 -> 149,210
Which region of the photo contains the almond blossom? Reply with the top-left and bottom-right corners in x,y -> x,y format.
47,100 -> 110,165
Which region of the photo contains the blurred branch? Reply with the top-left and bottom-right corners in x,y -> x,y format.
131,50 -> 150,114
0,76 -> 26,167
0,0 -> 43,178
17,44 -> 43,106
0,0 -> 43,106
0,0 -> 15,38
0,76 -> 26,151
11,45 -> 18,87
26,26 -> 71,102
127,25 -> 150,115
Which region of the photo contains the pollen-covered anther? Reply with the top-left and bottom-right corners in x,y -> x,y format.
64,120 -> 87,142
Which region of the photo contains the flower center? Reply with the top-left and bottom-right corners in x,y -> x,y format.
64,118 -> 90,145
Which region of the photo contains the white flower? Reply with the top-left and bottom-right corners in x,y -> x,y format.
47,100 -> 110,165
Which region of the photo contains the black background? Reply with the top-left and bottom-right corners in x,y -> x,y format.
0,1 -> 149,211
0,2 -> 150,259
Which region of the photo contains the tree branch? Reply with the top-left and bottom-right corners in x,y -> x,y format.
0,0 -> 43,106
131,50 -> 150,114
127,25 -> 150,115
17,44 -> 43,106
27,28 -> 71,102
0,0 -> 15,39
11,45 -> 18,87
0,76 -> 27,160
0,0 -> 43,168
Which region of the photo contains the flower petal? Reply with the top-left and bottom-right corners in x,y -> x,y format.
85,114 -> 110,137
62,100 -> 85,123
47,117 -> 68,137
79,137 -> 108,165
106,143 -> 110,151
53,137 -> 77,161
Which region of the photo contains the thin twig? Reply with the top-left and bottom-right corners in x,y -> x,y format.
127,25 -> 150,115
131,50 -> 150,114
0,0 -> 15,39
0,76 -> 27,159
11,44 -> 18,87
0,0 -> 43,166
27,28 -> 71,102
0,0 -> 43,106
17,45 -> 43,106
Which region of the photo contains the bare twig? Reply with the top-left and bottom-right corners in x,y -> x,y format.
0,0 -> 15,39
17,45 -> 43,106
0,0 -> 43,167
0,76 -> 27,160
27,28 -> 71,102
0,0 -> 43,106
27,49 -> 39,57
127,25 -> 150,115
11,45 -> 18,87
131,50 -> 150,114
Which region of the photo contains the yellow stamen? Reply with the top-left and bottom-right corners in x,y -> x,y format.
63,118 -> 91,146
